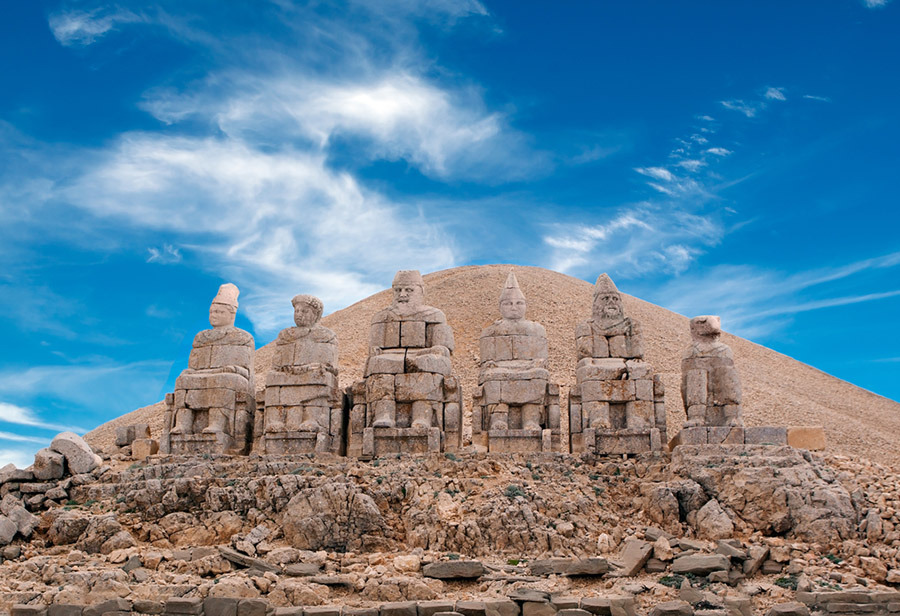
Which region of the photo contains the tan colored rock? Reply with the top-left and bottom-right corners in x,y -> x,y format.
282,482 -> 384,551
131,438 -> 159,459
50,431 -> 101,474
695,498 -> 734,540
681,316 -> 743,428
32,447 -> 65,480
163,283 -> 255,455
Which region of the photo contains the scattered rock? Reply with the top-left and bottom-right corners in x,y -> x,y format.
423,560 -> 485,579
50,432 -> 102,474
671,554 -> 730,575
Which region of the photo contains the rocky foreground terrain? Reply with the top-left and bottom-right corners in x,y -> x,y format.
2,440 -> 900,615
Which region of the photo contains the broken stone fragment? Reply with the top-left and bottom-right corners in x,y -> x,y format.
50,431 -> 102,474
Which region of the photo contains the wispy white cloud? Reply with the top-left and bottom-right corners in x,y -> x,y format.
705,147 -> 732,157
652,251 -> 900,339
147,244 -> 182,264
635,167 -> 675,182
0,402 -> 85,433
803,94 -> 832,103
764,87 -> 787,101
48,8 -> 141,47
863,0 -> 891,8
543,206 -> 723,276
0,431 -> 49,445
676,159 -> 707,172
720,99 -> 765,118
0,360 -> 171,428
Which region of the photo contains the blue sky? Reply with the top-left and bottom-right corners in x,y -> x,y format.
1,1 -> 898,467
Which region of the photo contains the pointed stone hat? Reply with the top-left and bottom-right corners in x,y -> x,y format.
499,271 -> 526,303
392,270 -> 424,286
212,283 -> 240,308
592,273 -> 620,297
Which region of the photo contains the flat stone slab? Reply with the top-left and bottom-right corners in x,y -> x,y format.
612,538 -> 652,577
423,560 -> 485,579
671,553 -> 730,575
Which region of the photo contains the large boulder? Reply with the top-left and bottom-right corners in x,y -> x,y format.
283,482 -> 384,552
32,448 -> 65,480
50,431 -> 102,474
694,499 -> 734,540
76,514 -> 136,554
0,516 -> 17,545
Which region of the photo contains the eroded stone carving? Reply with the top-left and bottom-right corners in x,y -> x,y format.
163,283 -> 255,455
681,315 -> 743,428
258,294 -> 343,455
472,272 -> 561,452
569,274 -> 666,453
347,270 -> 462,458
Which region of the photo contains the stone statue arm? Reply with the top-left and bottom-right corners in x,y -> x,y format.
575,321 -> 593,361
368,321 -> 386,356
427,322 -> 455,355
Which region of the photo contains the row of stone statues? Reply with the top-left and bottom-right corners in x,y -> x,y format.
161,270 -> 743,458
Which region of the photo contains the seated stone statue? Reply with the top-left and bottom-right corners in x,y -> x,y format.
260,295 -> 342,454
472,272 -> 560,452
347,270 -> 462,457
681,315 -> 743,428
164,283 -> 255,454
569,274 -> 666,454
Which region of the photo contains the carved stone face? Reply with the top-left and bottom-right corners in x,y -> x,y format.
593,292 -> 624,322
392,283 -> 424,313
209,302 -> 236,328
690,315 -> 722,341
500,298 -> 526,321
294,302 -> 320,328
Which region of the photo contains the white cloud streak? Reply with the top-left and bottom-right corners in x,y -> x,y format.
720,99 -> 765,118
764,87 -> 787,101
147,244 -> 183,264
0,402 -> 85,433
48,9 -> 141,47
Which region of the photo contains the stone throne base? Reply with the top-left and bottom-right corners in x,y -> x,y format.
668,425 -> 826,450
167,432 -> 236,456
346,378 -> 462,459
161,391 -> 252,456
571,427 -> 663,455
262,431 -> 332,455
471,383 -> 562,453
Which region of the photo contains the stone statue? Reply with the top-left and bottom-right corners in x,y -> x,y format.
347,270 -> 462,457
472,272 -> 560,452
681,315 -> 743,428
260,294 -> 342,454
569,273 -> 666,454
164,283 -> 255,454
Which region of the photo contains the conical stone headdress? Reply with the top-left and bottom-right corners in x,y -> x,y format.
499,271 -> 526,303
212,283 -> 240,309
592,273 -> 620,297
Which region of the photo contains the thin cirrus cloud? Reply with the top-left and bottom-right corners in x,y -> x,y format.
652,251 -> 900,339
0,401 -> 85,433
48,8 -> 142,47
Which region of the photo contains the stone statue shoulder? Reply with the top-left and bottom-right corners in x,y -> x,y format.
592,316 -> 638,337
372,305 -> 446,324
276,324 -> 336,346
575,319 -> 593,339
193,326 -> 254,348
484,318 -> 546,338
683,340 -> 733,360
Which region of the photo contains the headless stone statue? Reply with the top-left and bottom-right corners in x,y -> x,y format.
477,272 -> 551,431
264,294 -> 339,441
166,283 -> 255,454
681,315 -> 743,428
365,270 -> 455,429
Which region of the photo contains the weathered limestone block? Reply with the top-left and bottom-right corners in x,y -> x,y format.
50,432 -> 101,474
115,423 -> 150,447
681,316 -> 743,428
259,294 -> 344,455
283,483 -> 384,552
422,560 -> 485,579
348,271 -> 462,457
163,283 -> 255,455
131,438 -> 159,459
569,274 -> 666,454
473,272 -> 561,453
32,447 -> 65,480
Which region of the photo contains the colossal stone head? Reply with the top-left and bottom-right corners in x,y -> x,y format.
499,271 -> 527,321
292,294 -> 323,328
391,270 -> 425,314
690,315 -> 722,342
209,283 -> 239,328
591,273 -> 624,325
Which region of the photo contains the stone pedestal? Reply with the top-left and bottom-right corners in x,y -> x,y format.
472,384 -> 562,453
161,385 -> 254,456
347,378 -> 462,459
668,425 -> 790,449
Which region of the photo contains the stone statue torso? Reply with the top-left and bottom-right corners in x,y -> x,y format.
187,326 -> 254,378
273,324 -> 338,373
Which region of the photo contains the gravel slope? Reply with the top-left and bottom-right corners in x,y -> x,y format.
85,264 -> 900,467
